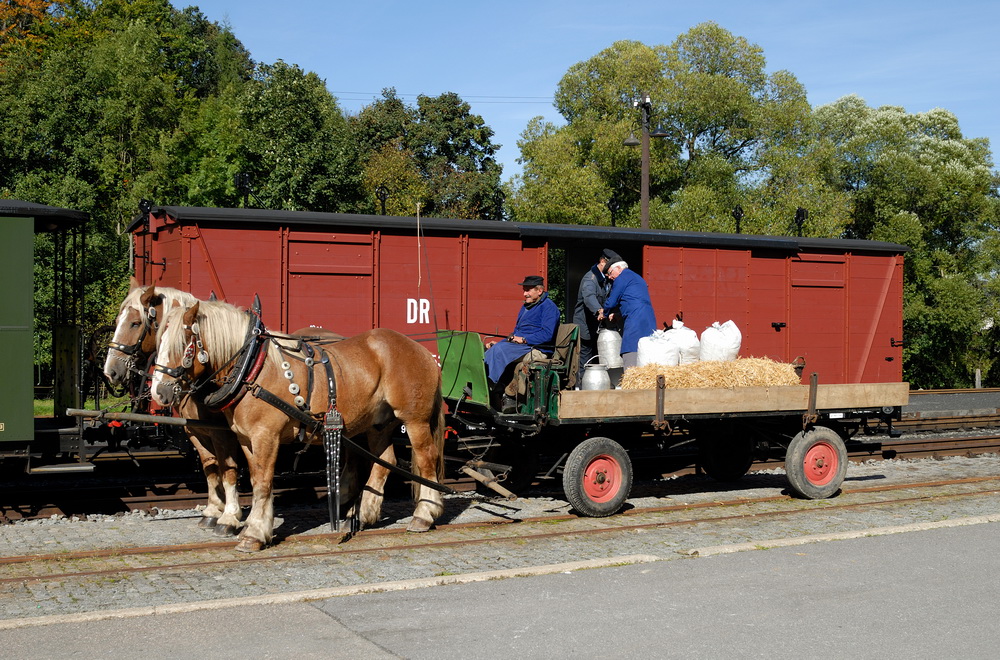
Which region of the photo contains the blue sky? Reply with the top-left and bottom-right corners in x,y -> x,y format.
173,0 -> 1000,179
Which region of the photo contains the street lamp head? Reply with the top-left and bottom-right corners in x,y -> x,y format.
622,133 -> 640,147
649,125 -> 669,139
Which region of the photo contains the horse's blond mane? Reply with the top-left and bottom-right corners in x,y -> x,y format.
119,285 -> 200,342
160,299 -> 250,367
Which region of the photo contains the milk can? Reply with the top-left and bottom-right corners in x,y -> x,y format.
597,327 -> 623,368
581,362 -> 612,390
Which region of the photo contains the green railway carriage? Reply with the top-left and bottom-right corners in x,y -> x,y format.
0,201 -> 88,467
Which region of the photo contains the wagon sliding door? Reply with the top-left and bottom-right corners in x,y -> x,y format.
284,231 -> 374,337
788,253 -> 847,383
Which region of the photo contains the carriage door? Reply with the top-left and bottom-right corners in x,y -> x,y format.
788,253 -> 847,383
285,232 -> 374,336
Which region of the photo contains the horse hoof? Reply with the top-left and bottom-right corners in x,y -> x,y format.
406,517 -> 434,533
235,537 -> 266,553
214,524 -> 239,537
198,516 -> 218,529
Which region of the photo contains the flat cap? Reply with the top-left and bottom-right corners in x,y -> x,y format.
518,275 -> 545,287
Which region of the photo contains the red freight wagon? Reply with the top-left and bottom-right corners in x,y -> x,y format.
132,206 -> 904,385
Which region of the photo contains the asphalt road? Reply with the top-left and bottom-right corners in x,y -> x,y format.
6,520 -> 999,659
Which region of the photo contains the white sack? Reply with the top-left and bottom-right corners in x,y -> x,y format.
699,320 -> 742,362
667,319 -> 701,364
637,330 -> 680,367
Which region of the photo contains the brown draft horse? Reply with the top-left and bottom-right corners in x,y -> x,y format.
151,299 -> 446,552
103,280 -> 244,535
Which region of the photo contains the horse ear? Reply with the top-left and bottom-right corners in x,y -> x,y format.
140,285 -> 158,307
129,275 -> 141,291
183,301 -> 200,327
208,291 -> 218,301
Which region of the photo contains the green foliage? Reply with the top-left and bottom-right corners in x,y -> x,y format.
513,23 -> 813,233
508,118 -> 612,225
350,88 -> 504,219
238,60 -> 361,212
0,0 -> 254,370
814,96 -> 1000,387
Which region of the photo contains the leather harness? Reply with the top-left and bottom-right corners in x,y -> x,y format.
168,305 -> 455,530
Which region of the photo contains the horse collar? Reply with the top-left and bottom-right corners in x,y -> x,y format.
202,310 -> 266,410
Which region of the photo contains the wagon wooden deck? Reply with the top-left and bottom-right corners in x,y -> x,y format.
557,382 -> 910,420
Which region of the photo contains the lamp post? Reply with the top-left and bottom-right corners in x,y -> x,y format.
623,94 -> 668,230
375,185 -> 389,216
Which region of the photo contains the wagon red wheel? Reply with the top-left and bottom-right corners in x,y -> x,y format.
784,426 -> 848,499
562,436 -> 633,517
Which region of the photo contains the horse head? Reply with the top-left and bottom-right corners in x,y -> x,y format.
105,280 -> 199,389
104,281 -> 161,386
152,300 -> 206,407
152,299 -> 247,407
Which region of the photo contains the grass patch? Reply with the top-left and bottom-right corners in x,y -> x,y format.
34,394 -> 132,417
34,399 -> 55,417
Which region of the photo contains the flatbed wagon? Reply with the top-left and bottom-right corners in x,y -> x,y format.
438,330 -> 908,516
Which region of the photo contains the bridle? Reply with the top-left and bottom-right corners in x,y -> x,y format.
153,319 -> 214,402
103,302 -> 164,399
107,303 -> 158,367
154,308 -> 267,411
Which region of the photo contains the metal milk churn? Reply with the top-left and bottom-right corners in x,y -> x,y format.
597,327 -> 623,368
581,362 -> 612,390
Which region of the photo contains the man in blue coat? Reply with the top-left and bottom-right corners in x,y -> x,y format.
599,261 -> 657,370
484,275 -> 560,411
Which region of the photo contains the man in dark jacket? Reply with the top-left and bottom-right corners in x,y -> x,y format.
484,275 -> 560,411
572,248 -> 622,368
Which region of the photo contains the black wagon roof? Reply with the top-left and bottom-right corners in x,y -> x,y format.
0,199 -> 89,232
144,205 -> 909,255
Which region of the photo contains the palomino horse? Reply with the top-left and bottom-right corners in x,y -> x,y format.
103,281 -> 244,535
151,299 -> 446,552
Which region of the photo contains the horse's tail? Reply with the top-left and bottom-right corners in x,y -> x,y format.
431,380 -> 446,482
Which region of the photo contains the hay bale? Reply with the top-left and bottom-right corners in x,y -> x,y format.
619,357 -> 800,390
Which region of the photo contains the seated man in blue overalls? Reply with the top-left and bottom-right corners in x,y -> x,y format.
484,275 -> 560,413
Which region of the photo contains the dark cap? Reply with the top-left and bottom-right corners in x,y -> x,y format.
518,275 -> 544,288
601,248 -> 622,263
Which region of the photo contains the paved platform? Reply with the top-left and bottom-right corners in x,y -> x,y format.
4,519 -> 999,659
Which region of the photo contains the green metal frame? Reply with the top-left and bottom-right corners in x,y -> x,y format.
0,216 -> 36,442
437,330 -> 491,408
437,326 -> 579,420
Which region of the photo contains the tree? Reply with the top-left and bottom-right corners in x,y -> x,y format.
351,88 -> 504,219
507,117 -> 614,225
236,60 -> 361,212
514,25 -> 815,231
0,0 -> 253,366
0,0 -> 57,64
815,96 -> 1000,387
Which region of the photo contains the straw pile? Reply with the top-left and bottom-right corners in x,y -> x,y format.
619,357 -> 800,390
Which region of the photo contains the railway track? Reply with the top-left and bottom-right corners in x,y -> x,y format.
2,474 -> 998,589
4,390 -> 999,523
3,428 -> 999,523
